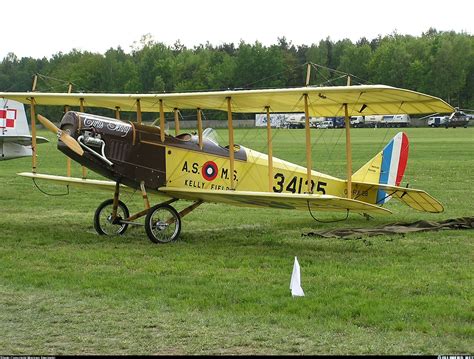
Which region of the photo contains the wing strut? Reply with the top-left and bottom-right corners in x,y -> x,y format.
344,76 -> 354,199
174,108 -> 180,135
79,98 -> 88,179
226,97 -> 235,189
136,99 -> 142,124
344,102 -> 353,198
304,93 -> 312,193
30,74 -> 38,173
30,97 -> 37,174
197,108 -> 203,149
66,83 -> 73,177
159,99 -> 165,142
265,106 -> 273,192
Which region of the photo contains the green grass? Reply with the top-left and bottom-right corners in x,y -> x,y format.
0,127 -> 473,354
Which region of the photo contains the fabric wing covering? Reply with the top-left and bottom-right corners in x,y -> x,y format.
158,187 -> 392,215
0,85 -> 454,116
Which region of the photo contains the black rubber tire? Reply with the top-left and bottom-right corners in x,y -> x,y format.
145,204 -> 181,244
93,199 -> 129,236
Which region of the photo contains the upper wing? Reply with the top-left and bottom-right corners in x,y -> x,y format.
0,136 -> 49,145
159,187 -> 392,215
352,181 -> 444,213
1,85 -> 454,117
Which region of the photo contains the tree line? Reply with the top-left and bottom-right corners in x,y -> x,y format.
1,28 -> 472,119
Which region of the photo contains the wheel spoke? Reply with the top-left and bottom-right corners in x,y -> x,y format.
100,206 -> 126,235
94,199 -> 129,236
145,204 -> 181,243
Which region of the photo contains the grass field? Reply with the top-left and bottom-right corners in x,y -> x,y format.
0,127 -> 472,355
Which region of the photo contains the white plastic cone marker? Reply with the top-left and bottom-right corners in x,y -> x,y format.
290,256 -> 305,297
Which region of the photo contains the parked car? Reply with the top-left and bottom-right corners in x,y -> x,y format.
317,120 -> 334,129
428,116 -> 448,127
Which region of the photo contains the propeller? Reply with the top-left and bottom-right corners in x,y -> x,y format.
37,114 -> 84,156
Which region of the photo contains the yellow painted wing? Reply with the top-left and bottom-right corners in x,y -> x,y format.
17,172 -> 136,193
1,85 -> 454,116
159,187 -> 392,215
17,173 -> 438,214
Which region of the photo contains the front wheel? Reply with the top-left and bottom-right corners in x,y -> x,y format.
145,204 -> 181,244
94,199 -> 129,236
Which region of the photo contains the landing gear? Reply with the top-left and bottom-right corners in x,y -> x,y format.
93,198 -> 130,235
145,204 -> 181,243
92,180 -> 202,244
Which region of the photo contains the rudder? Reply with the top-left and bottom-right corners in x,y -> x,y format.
352,132 -> 409,204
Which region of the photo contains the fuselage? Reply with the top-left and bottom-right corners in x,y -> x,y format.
59,111 -> 360,200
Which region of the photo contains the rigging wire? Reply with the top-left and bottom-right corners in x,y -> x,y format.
241,63 -> 308,89
355,100 -> 409,190
29,63 -> 371,188
306,201 -> 349,223
32,178 -> 70,196
122,188 -> 138,203
308,62 -> 372,86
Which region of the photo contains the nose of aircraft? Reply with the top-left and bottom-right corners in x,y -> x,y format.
37,113 -> 84,156
59,111 -> 81,136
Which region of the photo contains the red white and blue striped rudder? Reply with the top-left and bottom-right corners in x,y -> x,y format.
377,132 -> 409,204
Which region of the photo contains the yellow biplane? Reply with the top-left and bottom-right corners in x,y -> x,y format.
0,84 -> 454,243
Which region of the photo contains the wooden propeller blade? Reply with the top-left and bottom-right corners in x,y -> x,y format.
37,114 -> 59,134
59,132 -> 84,156
37,114 -> 84,156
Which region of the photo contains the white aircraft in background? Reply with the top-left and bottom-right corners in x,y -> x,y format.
0,99 -> 48,160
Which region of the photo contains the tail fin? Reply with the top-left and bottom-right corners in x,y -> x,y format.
1,99 -> 48,160
352,132 -> 409,204
0,98 -> 30,137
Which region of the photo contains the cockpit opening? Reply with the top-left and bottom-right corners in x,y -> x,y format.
202,128 -> 220,146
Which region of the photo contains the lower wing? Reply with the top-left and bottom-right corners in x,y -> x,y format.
20,173 -> 420,216
159,187 -> 392,215
18,172 -> 136,193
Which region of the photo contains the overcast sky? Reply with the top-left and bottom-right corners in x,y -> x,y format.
3,0 -> 472,59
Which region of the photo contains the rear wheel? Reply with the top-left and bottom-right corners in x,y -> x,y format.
94,199 -> 129,235
145,204 -> 181,243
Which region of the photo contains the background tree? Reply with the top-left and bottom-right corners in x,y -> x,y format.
1,29 -> 472,110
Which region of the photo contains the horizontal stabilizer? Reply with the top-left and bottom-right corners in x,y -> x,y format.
352,181 -> 444,213
0,135 -> 48,145
159,187 -> 392,215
